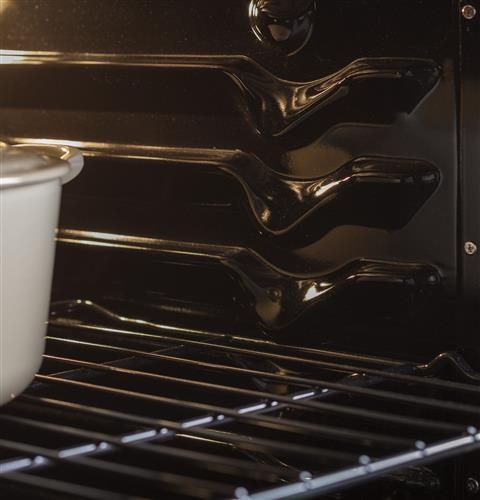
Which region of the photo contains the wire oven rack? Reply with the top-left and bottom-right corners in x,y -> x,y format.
0,299 -> 479,499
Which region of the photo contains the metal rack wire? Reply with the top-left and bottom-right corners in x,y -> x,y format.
0,299 -> 479,499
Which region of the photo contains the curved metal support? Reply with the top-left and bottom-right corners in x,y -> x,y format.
418,352 -> 480,383
219,153 -> 440,235
57,229 -> 441,329
0,50 -> 440,136
5,138 -> 440,236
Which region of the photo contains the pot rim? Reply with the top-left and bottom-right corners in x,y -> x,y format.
0,144 -> 84,189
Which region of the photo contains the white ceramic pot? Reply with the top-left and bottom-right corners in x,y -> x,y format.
0,143 -> 83,405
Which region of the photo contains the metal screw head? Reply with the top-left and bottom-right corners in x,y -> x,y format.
462,4 -> 477,19
466,477 -> 480,495
465,241 -> 478,255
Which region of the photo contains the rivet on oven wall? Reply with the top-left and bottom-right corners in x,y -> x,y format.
462,4 -> 477,19
299,470 -> 313,481
465,241 -> 478,255
358,455 -> 371,465
234,486 -> 250,499
466,477 -> 480,496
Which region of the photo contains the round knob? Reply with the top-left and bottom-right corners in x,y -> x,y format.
249,0 -> 316,55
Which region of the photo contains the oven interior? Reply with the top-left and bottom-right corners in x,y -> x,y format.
0,1 -> 479,499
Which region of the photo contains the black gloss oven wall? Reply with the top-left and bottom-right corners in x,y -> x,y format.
0,1 -> 468,362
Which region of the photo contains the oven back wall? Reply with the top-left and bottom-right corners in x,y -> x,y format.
0,0 -> 460,354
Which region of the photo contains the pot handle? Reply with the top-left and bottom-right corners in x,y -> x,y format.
12,144 -> 84,184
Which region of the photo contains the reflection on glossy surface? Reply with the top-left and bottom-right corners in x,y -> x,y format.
0,0 -> 10,15
253,0 -> 315,18
0,50 -> 439,136
56,229 -> 440,330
